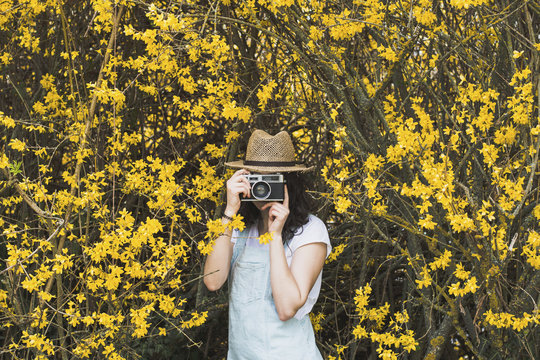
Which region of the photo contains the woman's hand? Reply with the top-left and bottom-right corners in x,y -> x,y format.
261,185 -> 290,235
224,169 -> 251,217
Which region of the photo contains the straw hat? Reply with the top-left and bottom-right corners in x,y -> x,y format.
225,129 -> 313,172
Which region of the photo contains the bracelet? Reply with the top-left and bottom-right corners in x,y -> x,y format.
221,212 -> 234,221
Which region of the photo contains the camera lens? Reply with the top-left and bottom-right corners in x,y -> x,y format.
252,181 -> 271,200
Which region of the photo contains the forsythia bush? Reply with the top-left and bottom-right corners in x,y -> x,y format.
1,0 -> 538,359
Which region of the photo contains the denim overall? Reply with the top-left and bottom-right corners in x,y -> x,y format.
227,229 -> 323,360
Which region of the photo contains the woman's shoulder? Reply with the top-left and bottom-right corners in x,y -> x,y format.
301,214 -> 328,232
288,214 -> 331,256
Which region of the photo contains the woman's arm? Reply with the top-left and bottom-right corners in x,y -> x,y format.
203,169 -> 251,291
262,186 -> 327,321
203,217 -> 235,291
269,236 -> 327,321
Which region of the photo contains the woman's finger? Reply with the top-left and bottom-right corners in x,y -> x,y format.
239,176 -> 251,188
272,203 -> 287,213
283,184 -> 289,208
230,169 -> 250,181
231,172 -> 247,183
260,202 -> 277,211
232,184 -> 250,197
230,171 -> 251,189
228,174 -> 250,188
270,206 -> 287,219
236,168 -> 250,176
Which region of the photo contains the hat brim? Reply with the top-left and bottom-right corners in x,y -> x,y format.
225,160 -> 313,173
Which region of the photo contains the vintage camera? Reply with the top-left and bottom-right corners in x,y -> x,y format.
241,174 -> 286,201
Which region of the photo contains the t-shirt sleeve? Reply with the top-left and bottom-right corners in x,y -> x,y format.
289,215 -> 331,258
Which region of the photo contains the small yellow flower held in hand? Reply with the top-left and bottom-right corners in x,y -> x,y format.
258,232 -> 273,244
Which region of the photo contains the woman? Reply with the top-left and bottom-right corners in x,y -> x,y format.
203,130 -> 331,359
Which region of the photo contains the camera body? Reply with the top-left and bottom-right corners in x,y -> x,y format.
241,174 -> 285,202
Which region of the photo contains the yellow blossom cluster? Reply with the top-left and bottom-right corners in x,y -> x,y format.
258,231 -> 274,245
309,312 -> 325,332
484,309 -> 540,332
326,243 -> 347,263
181,311 -> 209,329
352,284 -> 418,359
522,231 -> 540,269
199,214 -> 245,255
321,124 -> 356,214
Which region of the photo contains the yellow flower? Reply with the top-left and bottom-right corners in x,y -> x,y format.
206,218 -> 226,239
227,214 -> 246,232
258,232 -> 273,245
0,153 -> 9,169
39,291 -> 54,302
335,196 -> 352,214
418,214 -> 437,230
364,153 -> 385,172
257,80 -> 277,110
309,312 -> 325,332
22,276 -> 41,293
204,143 -> 226,159
395,310 -> 409,324
479,143 -> 498,167
494,125 -> 517,145
181,311 -> 208,329
400,330 -> 418,352
533,205 -> 540,220
415,266 -> 432,289
326,243 -> 347,263
429,249 -> 452,271
454,263 -> 470,280
184,206 -> 201,223
449,276 -> 478,297
377,45 -> 398,62
225,130 -> 240,143
335,344 -> 348,354
198,239 -> 215,255
0,111 -> 16,128
9,138 -> 26,152
353,324 -> 368,339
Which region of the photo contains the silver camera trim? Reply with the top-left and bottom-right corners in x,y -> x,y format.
251,180 -> 271,200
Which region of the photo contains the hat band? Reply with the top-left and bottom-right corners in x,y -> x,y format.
244,160 -> 297,167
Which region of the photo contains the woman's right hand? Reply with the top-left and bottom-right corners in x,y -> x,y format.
224,169 -> 251,217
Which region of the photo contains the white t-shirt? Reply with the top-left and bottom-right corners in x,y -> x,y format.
231,214 -> 331,319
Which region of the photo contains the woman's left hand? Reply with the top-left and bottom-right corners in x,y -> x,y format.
261,185 -> 290,236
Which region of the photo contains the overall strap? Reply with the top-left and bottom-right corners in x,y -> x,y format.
230,227 -> 249,267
